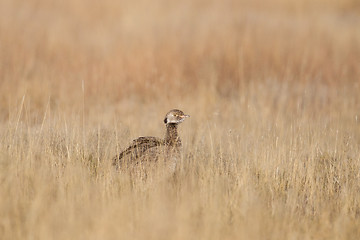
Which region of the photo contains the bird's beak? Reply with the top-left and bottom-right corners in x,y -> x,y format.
182,114 -> 190,118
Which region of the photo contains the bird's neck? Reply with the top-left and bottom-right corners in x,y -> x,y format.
165,123 -> 180,146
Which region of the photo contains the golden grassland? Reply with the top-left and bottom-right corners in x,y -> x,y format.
1,0 -> 360,239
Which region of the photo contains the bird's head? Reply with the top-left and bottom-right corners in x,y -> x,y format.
164,109 -> 190,125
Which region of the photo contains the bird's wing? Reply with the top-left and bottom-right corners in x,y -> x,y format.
113,136 -> 165,166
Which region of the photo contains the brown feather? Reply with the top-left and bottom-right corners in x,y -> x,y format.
112,109 -> 189,174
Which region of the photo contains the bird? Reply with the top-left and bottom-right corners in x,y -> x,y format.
112,109 -> 190,177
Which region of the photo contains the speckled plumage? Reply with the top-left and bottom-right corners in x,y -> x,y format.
113,109 -> 189,176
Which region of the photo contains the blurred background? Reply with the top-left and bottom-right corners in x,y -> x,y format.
0,0 -> 359,126
1,1 -> 360,239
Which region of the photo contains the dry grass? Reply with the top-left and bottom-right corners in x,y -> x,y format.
1,0 -> 360,239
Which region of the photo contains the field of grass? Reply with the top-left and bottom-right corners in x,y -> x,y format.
1,0 -> 360,239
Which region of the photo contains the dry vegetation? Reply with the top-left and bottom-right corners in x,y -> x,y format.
1,0 -> 360,239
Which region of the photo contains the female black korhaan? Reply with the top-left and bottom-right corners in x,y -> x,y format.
113,109 -> 190,175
